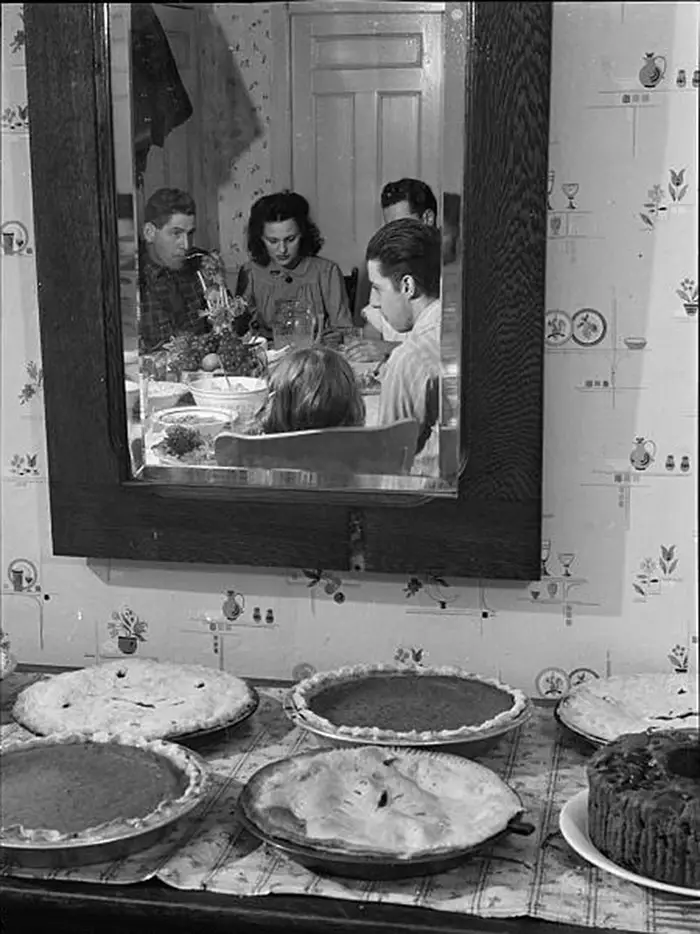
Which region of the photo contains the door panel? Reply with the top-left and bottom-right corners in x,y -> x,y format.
291,9 -> 444,274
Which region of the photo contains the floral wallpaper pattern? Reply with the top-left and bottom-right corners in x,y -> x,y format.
0,2 -> 697,695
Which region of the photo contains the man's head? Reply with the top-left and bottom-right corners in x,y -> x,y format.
365,218 -> 441,333
143,188 -> 196,270
380,178 -> 437,226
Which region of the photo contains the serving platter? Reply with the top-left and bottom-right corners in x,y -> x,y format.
284,692 -> 533,758
559,790 -> 700,899
0,740 -> 213,869
237,748 -> 535,880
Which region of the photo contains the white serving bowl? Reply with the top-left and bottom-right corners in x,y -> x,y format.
188,375 -> 268,420
124,379 -> 140,413
152,406 -> 234,440
147,381 -> 189,413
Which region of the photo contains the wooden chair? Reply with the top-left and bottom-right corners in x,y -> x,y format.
214,419 -> 420,476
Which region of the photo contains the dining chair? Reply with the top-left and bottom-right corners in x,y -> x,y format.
343,266 -> 359,314
214,419 -> 420,475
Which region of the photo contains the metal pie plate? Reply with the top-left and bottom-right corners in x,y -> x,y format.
12,687 -> 260,746
0,742 -> 213,869
554,697 -> 698,750
553,701 -> 607,748
284,692 -> 533,757
237,750 -> 535,880
167,687 -> 260,745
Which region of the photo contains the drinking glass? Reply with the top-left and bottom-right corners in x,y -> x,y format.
558,552 -> 575,577
541,539 -> 551,576
561,183 -> 579,210
273,300 -> 319,351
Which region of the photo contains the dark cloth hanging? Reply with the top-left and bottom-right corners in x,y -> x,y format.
131,3 -> 193,187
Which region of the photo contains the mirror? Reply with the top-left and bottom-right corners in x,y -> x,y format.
111,1 -> 463,494
23,1 -> 549,578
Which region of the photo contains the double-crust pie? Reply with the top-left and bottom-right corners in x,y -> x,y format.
242,745 -> 523,859
557,672 -> 698,744
12,659 -> 256,740
0,733 -> 209,847
290,664 -> 528,743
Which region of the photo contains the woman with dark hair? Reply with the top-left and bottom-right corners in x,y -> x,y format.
235,191 -> 353,341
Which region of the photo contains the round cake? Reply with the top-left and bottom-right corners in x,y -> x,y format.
586,730 -> 700,889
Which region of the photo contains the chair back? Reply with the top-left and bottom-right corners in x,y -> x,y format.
214,419 -> 420,476
343,266 -> 359,313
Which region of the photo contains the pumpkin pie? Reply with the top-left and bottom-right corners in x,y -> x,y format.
290,664 -> 528,743
0,733 -> 209,846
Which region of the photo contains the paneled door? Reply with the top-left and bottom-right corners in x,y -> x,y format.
289,3 -> 445,274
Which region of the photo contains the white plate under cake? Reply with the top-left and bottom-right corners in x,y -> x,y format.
240,745 -> 524,860
556,672 -> 698,744
12,658 -> 256,740
289,664 -> 528,744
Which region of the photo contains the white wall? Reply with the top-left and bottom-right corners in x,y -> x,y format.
1,2 -> 697,696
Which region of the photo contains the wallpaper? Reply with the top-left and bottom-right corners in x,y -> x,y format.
1,2 -> 697,698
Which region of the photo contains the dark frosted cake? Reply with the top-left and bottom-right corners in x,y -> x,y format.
586,730 -> 700,889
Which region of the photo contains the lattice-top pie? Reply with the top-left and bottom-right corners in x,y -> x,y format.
242,745 -> 523,859
12,659 -> 256,740
290,664 -> 528,743
557,672 -> 698,743
0,733 -> 209,846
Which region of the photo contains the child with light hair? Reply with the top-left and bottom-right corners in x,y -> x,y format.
260,346 -> 365,435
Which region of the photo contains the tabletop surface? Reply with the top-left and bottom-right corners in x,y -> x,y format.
1,668 -> 698,934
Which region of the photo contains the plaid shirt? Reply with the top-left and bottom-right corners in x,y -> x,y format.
138,248 -> 211,352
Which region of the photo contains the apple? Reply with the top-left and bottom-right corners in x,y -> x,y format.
201,353 -> 221,371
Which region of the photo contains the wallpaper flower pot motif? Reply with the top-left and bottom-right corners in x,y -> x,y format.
394,645 -> 425,667
640,169 -> 689,228
667,644 -> 689,673
107,607 -> 148,654
1,104 -> 29,132
676,278 -> 698,316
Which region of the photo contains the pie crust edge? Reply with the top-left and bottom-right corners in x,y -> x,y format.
290,664 -> 529,742
11,659 -> 257,740
243,745 -> 524,860
0,732 -> 210,846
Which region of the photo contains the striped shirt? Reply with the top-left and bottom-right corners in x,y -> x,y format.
377,299 -> 441,454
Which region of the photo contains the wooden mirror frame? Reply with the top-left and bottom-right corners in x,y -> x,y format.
23,2 -> 551,579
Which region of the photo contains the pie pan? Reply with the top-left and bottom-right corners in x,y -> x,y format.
169,687 -> 260,745
284,692 -> 533,758
237,747 -> 535,880
0,735 -> 213,869
554,672 -> 698,749
553,702 -> 605,749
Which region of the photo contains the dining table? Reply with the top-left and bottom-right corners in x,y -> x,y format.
1,666 -> 699,934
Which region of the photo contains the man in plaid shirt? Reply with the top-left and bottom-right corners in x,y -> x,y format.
138,188 -> 212,352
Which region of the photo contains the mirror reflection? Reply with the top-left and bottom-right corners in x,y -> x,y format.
112,1 -> 464,493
